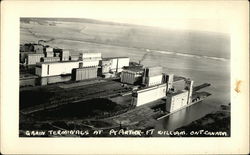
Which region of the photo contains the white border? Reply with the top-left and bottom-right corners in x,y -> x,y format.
1,1 -> 249,154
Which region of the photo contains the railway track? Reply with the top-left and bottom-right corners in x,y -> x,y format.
21,84 -> 132,114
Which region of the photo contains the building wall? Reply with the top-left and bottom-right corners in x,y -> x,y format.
27,53 -> 44,65
162,73 -> 174,91
70,55 -> 79,61
79,52 -> 102,67
167,74 -> 174,91
110,58 -> 117,71
45,47 -> 53,52
80,60 -> 100,67
61,50 -> 70,61
166,90 -> 189,113
41,57 -> 60,62
102,65 -> 111,74
185,80 -> 194,104
20,78 -> 37,87
117,58 -> 130,69
72,67 -> 97,81
101,60 -> 112,74
20,52 -> 32,63
143,66 -> 163,87
45,52 -> 54,57
35,67 -> 41,76
33,45 -> 44,53
121,70 -> 143,84
110,57 -> 130,72
80,53 -> 102,59
35,61 -> 80,77
135,83 -> 167,106
40,75 -> 71,85
145,66 -> 163,77
147,74 -> 163,86
23,44 -> 34,52
121,71 -> 136,84
143,74 -> 163,87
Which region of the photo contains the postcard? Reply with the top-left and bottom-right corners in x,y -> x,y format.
1,1 -> 249,154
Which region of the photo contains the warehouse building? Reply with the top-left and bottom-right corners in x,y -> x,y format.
44,51 -> 54,57
162,73 -> 174,91
132,83 -> 167,107
80,52 -> 102,67
71,66 -> 98,81
41,57 -> 60,62
44,47 -> 53,52
23,44 -> 33,52
101,59 -> 112,74
61,50 -> 70,61
166,90 -> 189,113
53,48 -> 63,56
142,66 -> 163,87
20,52 -> 33,63
20,44 -> 44,64
70,55 -> 79,61
21,43 -> 44,53
43,47 -> 53,57
144,74 -> 163,87
35,61 -> 80,77
26,53 -> 44,65
33,44 -> 44,53
52,49 -> 71,61
102,57 -> 130,73
110,57 -> 130,73
120,66 -> 144,85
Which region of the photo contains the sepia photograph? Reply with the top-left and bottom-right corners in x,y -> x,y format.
1,1 -> 249,154
19,17 -> 230,137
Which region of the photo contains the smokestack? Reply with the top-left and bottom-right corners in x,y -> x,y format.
139,49 -> 151,64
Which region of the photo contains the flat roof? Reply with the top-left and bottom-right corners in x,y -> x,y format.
168,90 -> 188,96
27,53 -> 44,55
102,57 -> 129,60
36,60 -> 79,65
173,76 -> 186,82
137,83 -> 167,93
42,57 -> 60,59
123,66 -> 144,72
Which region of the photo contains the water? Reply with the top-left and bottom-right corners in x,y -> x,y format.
140,49 -> 230,130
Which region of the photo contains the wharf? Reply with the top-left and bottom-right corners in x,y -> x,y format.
157,92 -> 211,120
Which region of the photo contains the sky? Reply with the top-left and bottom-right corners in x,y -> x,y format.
15,1 -> 239,34
97,18 -> 230,34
